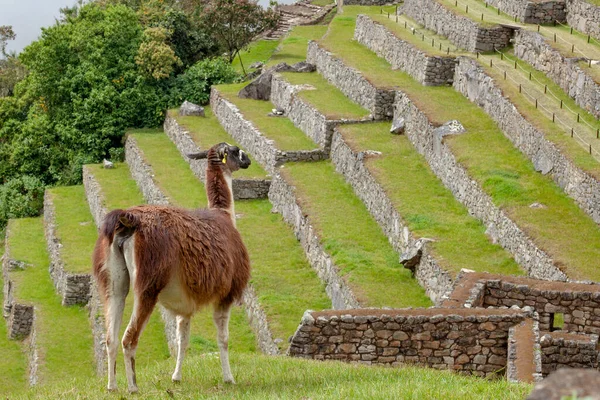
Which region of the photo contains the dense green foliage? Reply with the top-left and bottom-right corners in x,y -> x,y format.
0,0 -> 258,230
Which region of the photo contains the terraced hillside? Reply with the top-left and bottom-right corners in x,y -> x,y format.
4,0 -> 600,396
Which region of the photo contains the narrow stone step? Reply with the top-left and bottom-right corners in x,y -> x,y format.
43,187 -> 94,306
125,131 -> 329,354
507,318 -> 542,383
163,109 -> 271,200
2,218 -> 95,386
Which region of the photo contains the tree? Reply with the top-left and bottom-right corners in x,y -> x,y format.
0,26 -> 16,57
200,0 -> 279,65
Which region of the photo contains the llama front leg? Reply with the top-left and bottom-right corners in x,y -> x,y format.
122,293 -> 157,393
172,315 -> 191,382
213,303 -> 235,384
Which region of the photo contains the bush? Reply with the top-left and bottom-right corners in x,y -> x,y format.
169,57 -> 238,106
0,175 -> 45,230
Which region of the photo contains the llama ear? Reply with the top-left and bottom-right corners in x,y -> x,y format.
187,151 -> 209,160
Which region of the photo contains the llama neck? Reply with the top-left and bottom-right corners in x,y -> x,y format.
206,151 -> 236,226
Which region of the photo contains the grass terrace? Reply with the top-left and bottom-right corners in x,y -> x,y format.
0,242 -> 27,396
282,161 -> 432,308
6,218 -> 95,385
129,131 -> 330,351
46,186 -> 98,274
279,71 -> 371,119
232,40 -> 279,74
168,108 -> 269,180
25,352 -> 531,399
322,11 -> 600,281
339,123 -> 522,277
435,0 -> 513,28
216,83 -> 320,151
267,25 -> 329,67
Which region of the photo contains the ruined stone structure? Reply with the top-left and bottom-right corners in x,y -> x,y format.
485,0 -> 566,24
566,0 -> 600,40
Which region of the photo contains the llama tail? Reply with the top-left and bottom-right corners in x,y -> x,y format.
101,209 -> 141,245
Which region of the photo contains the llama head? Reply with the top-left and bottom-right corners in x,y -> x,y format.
187,143 -> 251,172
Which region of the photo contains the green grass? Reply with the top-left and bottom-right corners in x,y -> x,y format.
7,218 -> 96,385
168,108 -> 269,180
216,83 -> 320,151
282,161 -> 432,308
340,123 -> 522,277
311,0 -> 333,6
279,72 -> 370,119
85,163 -> 145,210
322,11 -> 600,281
24,352 -> 532,399
131,130 -> 330,351
267,25 -> 329,67
46,186 -> 98,274
232,40 -> 280,74
0,240 -> 28,396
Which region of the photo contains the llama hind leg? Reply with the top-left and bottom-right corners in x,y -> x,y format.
121,292 -> 157,393
171,314 -> 191,382
213,302 -> 235,384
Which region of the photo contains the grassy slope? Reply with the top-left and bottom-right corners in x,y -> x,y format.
340,123 -> 522,277
7,218 -> 95,385
130,131 -> 329,350
232,40 -> 280,74
168,108 -> 269,180
321,8 -> 600,282
279,72 -> 370,119
283,161 -> 432,308
47,186 -> 98,274
0,240 -> 28,396
216,83 -> 320,151
267,26 -> 329,67
26,352 -> 531,399
84,163 -> 172,363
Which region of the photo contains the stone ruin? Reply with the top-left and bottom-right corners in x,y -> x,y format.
288,270 -> 600,382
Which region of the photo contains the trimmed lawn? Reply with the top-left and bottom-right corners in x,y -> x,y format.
279,72 -> 370,119
216,83 -> 320,151
340,123 -> 522,277
282,161 -> 433,308
85,163 -> 145,210
267,26 -> 329,67
232,40 -> 280,74
47,186 -> 98,274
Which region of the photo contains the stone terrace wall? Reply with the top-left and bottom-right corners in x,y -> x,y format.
330,130 -> 453,304
393,92 -> 567,282
210,88 -> 327,174
402,0 -> 514,52
123,136 -> 280,355
163,115 -> 270,200
354,15 -> 457,86
289,308 -> 535,379
270,74 -> 374,154
514,29 -> 600,119
2,228 -> 34,340
43,192 -> 91,306
540,331 -> 599,376
566,0 -> 600,41
454,57 -> 600,225
446,272 -> 600,334
486,0 -> 566,24
306,41 -> 395,119
268,173 -> 360,309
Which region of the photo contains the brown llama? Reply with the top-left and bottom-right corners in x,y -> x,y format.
93,143 -> 251,393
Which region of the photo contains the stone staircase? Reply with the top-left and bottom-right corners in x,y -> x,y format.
263,0 -> 336,40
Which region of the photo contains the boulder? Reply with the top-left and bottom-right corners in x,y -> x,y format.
527,368 -> 600,400
103,159 -> 114,169
390,117 -> 405,134
179,101 -> 205,117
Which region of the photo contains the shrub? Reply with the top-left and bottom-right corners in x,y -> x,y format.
0,175 -> 45,230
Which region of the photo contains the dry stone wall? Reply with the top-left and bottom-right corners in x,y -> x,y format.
486,0 -> 566,24
123,137 -> 280,355
514,29 -> 600,119
401,0 -> 514,52
540,332 -> 599,376
454,57 -> 600,225
163,115 -> 270,200
306,41 -> 395,119
43,192 -> 91,306
393,92 -> 567,282
329,131 -> 453,304
210,88 -> 327,174
268,173 -> 360,309
566,0 -> 600,41
289,308 -> 536,379
354,15 -> 457,86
